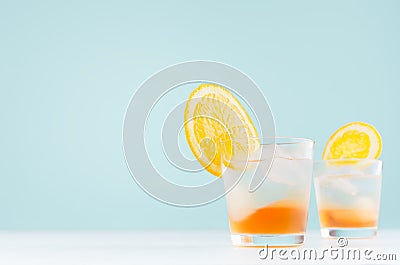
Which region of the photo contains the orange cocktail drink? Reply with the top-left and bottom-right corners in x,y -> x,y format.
314,159 -> 382,238
229,200 -> 308,235
222,138 -> 314,247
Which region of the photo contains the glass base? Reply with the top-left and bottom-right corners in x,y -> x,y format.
321,227 -> 377,238
231,233 -> 304,247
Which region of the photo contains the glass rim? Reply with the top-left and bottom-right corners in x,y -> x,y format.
314,158 -> 382,163
314,159 -> 383,167
219,136 -> 314,145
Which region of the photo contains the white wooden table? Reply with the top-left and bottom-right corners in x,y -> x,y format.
0,230 -> 399,264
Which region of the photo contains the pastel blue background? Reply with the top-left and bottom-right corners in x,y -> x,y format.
1,0 -> 399,229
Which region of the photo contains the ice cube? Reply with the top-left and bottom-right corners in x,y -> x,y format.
319,176 -> 358,195
267,157 -> 312,186
275,142 -> 313,160
275,144 -> 293,159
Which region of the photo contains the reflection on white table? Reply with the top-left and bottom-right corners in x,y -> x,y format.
0,230 -> 399,265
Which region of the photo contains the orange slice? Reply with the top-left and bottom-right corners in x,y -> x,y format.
322,122 -> 382,160
184,84 -> 259,177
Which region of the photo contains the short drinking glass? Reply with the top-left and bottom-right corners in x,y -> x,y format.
314,159 -> 382,238
221,137 -> 314,247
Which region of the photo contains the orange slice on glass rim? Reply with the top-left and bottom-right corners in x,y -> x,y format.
184,84 -> 259,177
322,121 -> 382,160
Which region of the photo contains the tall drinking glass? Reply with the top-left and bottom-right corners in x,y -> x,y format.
314,159 -> 382,238
221,137 -> 314,247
